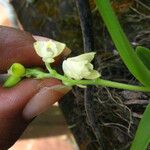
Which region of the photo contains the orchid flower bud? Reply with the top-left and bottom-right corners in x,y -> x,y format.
3,63 -> 25,88
34,40 -> 66,63
8,63 -> 26,77
62,52 -> 100,80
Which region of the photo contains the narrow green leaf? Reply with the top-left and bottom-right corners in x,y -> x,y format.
136,46 -> 150,70
131,103 -> 150,150
96,0 -> 150,86
95,1 -> 150,148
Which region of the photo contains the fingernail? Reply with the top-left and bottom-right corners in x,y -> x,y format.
22,85 -> 71,120
32,35 -> 50,41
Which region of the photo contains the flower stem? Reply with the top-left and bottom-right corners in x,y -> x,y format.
25,68 -> 150,92
45,62 -> 55,74
70,79 -> 150,92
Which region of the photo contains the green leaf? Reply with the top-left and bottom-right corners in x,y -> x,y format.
136,46 -> 150,70
131,103 -> 150,150
95,0 -> 150,86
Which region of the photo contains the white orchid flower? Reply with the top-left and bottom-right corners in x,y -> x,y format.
62,52 -> 100,80
34,40 -> 66,63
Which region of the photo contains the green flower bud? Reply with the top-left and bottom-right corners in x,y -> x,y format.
3,63 -> 26,88
3,76 -> 21,88
8,63 -> 26,77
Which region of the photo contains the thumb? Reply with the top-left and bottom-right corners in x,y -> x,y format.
0,78 -> 71,149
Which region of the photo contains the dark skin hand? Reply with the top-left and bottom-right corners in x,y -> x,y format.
0,26 -> 71,150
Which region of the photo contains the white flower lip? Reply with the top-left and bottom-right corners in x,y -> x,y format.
34,40 -> 66,63
62,52 -> 100,80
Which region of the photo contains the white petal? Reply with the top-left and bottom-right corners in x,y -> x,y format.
34,41 -> 47,57
63,60 -> 84,80
70,52 -> 96,62
63,59 -> 92,80
85,70 -> 101,79
54,41 -> 66,56
77,84 -> 87,88
85,63 -> 93,70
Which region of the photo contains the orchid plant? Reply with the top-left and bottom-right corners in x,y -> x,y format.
3,0 -> 150,149
4,42 -> 150,92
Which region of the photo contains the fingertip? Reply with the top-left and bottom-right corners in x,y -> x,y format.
0,78 -> 62,116
22,85 -> 71,120
0,26 -> 43,72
